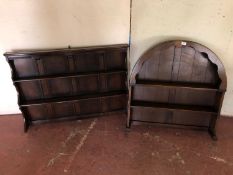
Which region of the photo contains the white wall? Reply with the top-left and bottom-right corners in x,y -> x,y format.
0,0 -> 130,114
130,0 -> 233,116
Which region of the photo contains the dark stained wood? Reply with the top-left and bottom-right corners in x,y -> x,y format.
20,91 -> 127,106
13,70 -> 127,82
127,40 -> 227,140
16,73 -> 127,101
23,94 -> 127,121
4,44 -> 128,131
134,80 -> 220,90
131,107 -> 212,127
131,101 -> 217,113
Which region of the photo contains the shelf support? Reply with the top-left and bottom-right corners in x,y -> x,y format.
208,114 -> 218,140
20,107 -> 31,132
126,87 -> 132,128
23,118 -> 30,133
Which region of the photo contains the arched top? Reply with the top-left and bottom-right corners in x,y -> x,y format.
130,40 -> 227,91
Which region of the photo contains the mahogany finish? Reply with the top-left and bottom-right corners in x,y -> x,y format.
127,41 -> 227,140
4,44 -> 128,131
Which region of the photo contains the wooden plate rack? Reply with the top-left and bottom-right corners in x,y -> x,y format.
127,40 -> 227,140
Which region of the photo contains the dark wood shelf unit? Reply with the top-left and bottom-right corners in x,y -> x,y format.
127,40 -> 227,140
5,44 -> 128,131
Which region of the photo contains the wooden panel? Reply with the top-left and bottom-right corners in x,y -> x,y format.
105,50 -> 127,70
138,50 -> 160,80
157,45 -> 175,81
131,101 -> 216,113
26,105 -> 48,121
105,95 -> 127,111
177,46 -> 196,82
41,55 -> 69,75
13,58 -> 38,78
23,94 -> 127,121
132,85 -> 217,106
131,107 -> 170,123
131,107 -> 211,127
26,103 -> 57,120
79,98 -> 101,115
105,72 -> 126,91
75,75 -> 99,95
133,86 -> 169,103
47,78 -> 73,97
136,44 -> 220,86
205,62 -> 219,85
173,88 -> 216,106
171,47 -> 182,81
17,71 -> 127,102
73,52 -> 101,72
53,102 -> 75,118
173,111 -> 211,126
18,81 -> 43,101
190,51 -> 209,83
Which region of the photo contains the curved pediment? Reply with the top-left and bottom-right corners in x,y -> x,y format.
131,40 -> 226,91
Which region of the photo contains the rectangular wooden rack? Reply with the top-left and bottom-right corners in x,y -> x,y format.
4,44 -> 128,131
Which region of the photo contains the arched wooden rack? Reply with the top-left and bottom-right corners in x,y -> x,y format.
127,40 -> 227,140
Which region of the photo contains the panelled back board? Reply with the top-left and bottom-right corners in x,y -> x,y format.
127,41 -> 226,140
4,44 -> 128,131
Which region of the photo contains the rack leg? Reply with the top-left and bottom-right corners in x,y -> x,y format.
126,87 -> 132,129
208,128 -> 217,141
126,120 -> 131,128
23,118 -> 30,133
126,108 -> 131,128
208,115 -> 218,141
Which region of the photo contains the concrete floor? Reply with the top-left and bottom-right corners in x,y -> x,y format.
0,114 -> 233,175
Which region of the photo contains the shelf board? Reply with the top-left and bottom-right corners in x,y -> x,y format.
14,69 -> 127,82
31,110 -> 126,124
5,44 -> 128,59
130,120 -> 209,129
131,100 -> 217,114
133,80 -> 220,92
20,90 -> 128,107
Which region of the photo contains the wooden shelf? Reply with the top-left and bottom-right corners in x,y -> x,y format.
131,100 -> 217,114
5,44 -> 128,59
134,80 -> 221,92
14,69 -> 127,82
31,110 -> 126,124
20,90 -> 128,107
